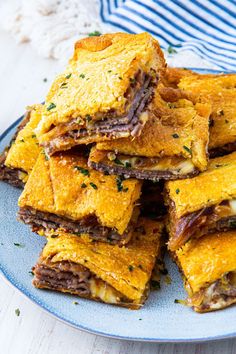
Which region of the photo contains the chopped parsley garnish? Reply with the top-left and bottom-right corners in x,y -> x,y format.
229,220 -> 236,228
47,102 -> 56,111
160,267 -> 168,275
73,301 -> 79,305
74,166 -> 90,176
15,308 -> 20,317
85,114 -> 92,122
219,109 -> 224,115
125,162 -> 132,168
225,119 -> 229,123
128,265 -> 134,272
43,78 -> 47,82
65,73 -> 72,79
114,158 -> 123,165
118,76 -> 122,80
183,145 -> 192,155
60,82 -> 67,88
81,183 -> 87,188
129,78 -> 136,84
167,45 -> 177,54
138,264 -> 143,270
172,133 -> 179,139
88,31 -> 101,37
139,318 -> 142,321
90,182 -> 98,190
14,243 -> 25,248
79,73 -> 85,79
31,134 -> 36,138
29,271 -> 34,276
151,280 -> 160,290
51,234 -> 59,238
176,188 -> 180,194
116,176 -> 129,192
107,70 -> 112,73
41,150 -> 49,161
20,139 -> 25,143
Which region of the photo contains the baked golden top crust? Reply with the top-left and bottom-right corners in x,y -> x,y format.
175,230 -> 236,293
42,217 -> 163,302
5,105 -> 42,174
36,33 -> 165,142
165,152 -> 236,218
179,74 -> 236,149
18,152 -> 142,234
95,91 -> 211,171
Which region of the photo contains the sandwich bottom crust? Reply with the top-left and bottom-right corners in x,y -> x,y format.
33,259 -> 146,309
18,207 -> 136,245
187,272 -> 236,313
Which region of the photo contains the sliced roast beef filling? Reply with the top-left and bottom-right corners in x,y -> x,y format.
188,272 -> 236,312
33,259 -> 133,306
89,154 -> 198,182
168,200 -> 236,250
45,72 -> 156,155
0,111 -> 31,188
18,207 -> 136,244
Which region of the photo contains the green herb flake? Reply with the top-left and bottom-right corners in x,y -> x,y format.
14,243 -> 25,248
114,158 -> 124,166
107,70 -> 112,73
88,31 -> 101,37
60,82 -> 68,88
183,145 -> 192,155
79,73 -> 85,79
219,109 -> 224,115
74,166 -> 90,176
51,234 -> 59,238
129,78 -> 136,84
15,308 -> 20,317
225,119 -> 229,123
31,134 -> 36,138
41,150 -> 49,161
116,176 -> 127,192
85,114 -> 92,122
128,265 -> 134,272
118,76 -> 122,80
138,264 -> 143,270
90,182 -> 98,190
229,220 -> 236,228
139,318 -> 142,321
20,139 -> 25,143
65,73 -> 72,79
167,45 -> 177,54
47,102 -> 56,111
172,133 -> 179,139
73,301 -> 79,305
43,78 -> 47,82
176,188 -> 180,194
125,162 -> 132,168
151,280 -> 160,290
29,271 -> 34,276
81,183 -> 87,188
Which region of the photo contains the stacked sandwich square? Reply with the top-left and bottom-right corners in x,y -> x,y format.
0,33 -> 235,312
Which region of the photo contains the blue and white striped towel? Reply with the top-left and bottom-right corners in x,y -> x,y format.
100,0 -> 236,71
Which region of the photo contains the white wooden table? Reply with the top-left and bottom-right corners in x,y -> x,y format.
0,30 -> 235,354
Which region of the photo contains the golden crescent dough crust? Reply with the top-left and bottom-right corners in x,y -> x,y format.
18,152 -> 142,234
42,217 -> 164,302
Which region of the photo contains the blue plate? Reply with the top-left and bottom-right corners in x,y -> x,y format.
0,69 -> 235,343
